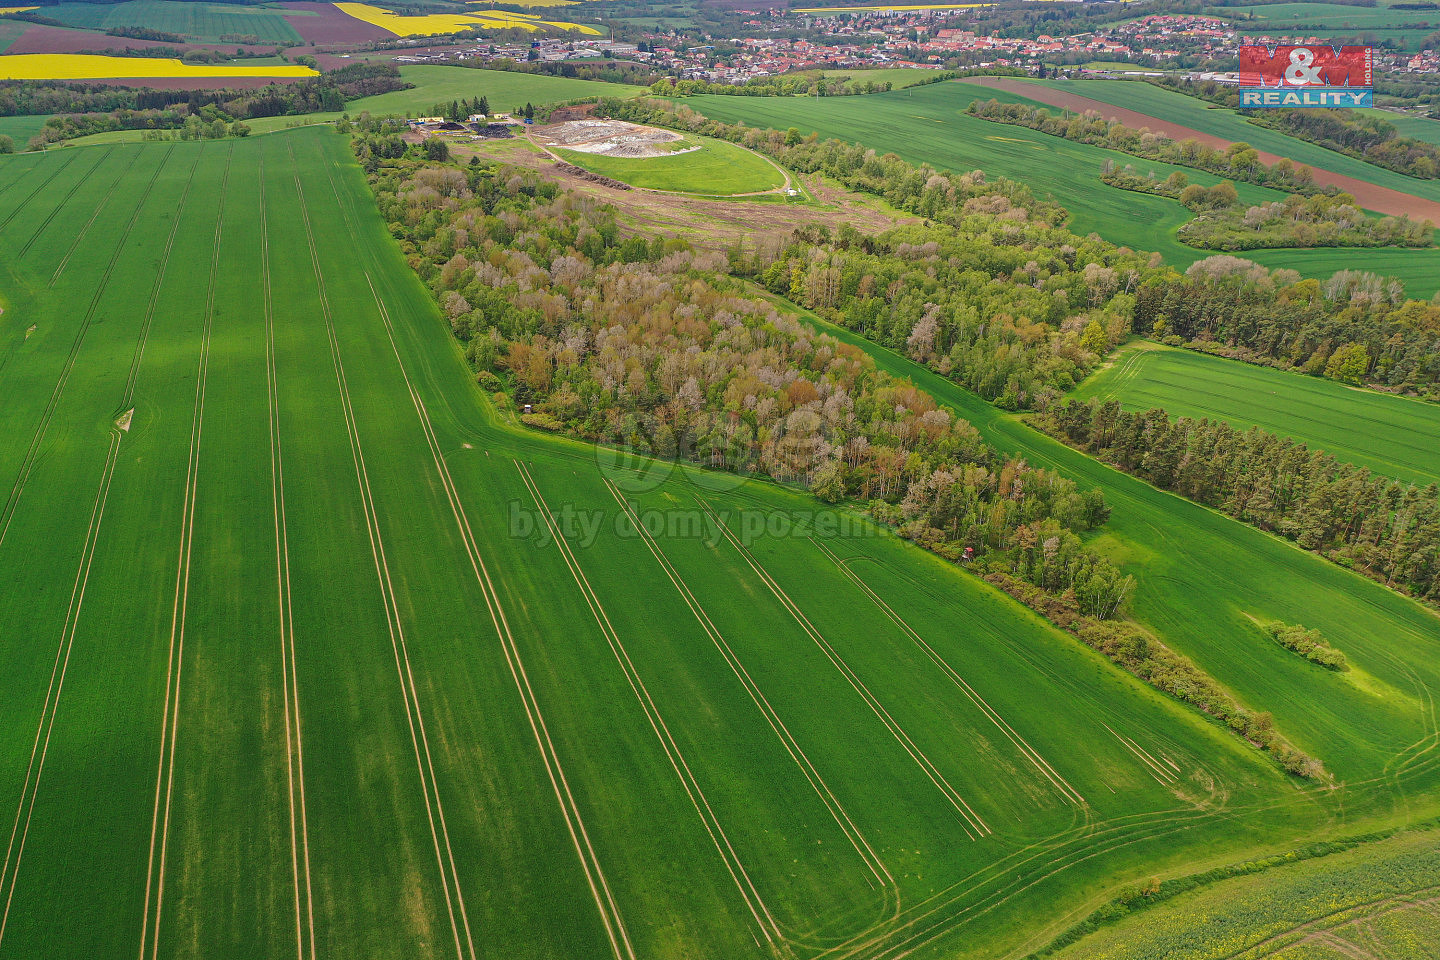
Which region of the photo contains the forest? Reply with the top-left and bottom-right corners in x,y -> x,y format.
1135,255 -> 1440,399
1042,398 -> 1440,605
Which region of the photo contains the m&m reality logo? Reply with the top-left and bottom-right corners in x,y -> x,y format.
1238,44 -> 1373,108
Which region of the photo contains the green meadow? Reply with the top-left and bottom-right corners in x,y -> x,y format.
1073,342 -> 1440,488
556,135 -> 786,194
1055,826 -> 1440,959
1204,0 -> 1440,51
1375,110 -> 1440,147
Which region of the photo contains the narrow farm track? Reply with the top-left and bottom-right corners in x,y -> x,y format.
138,144 -> 233,960
290,143 -> 477,960
259,150 -> 316,960
698,497 -> 992,841
594,473 -> 897,937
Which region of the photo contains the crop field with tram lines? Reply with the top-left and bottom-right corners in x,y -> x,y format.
2,125 -> 1440,960
1073,342 -> 1440,490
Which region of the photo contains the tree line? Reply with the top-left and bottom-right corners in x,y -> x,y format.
969,98 -> 1337,198
1042,398 -> 1440,606
1099,162 -> 1432,251
2,64 -> 409,149
1134,256 -> 1440,400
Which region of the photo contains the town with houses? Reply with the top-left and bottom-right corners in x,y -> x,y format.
378,9 -> 1440,86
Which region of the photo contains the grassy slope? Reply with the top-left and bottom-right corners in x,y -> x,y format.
1055,826 -> 1440,960
1378,112 -> 1440,147
0,19 -> 26,54
686,82 -> 1292,270
1072,342 -> 1440,489
782,67 -> 953,89
0,129 -> 1347,960
555,135 -> 785,194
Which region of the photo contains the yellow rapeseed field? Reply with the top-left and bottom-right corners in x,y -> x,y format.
795,0 -> 1130,9
0,54 -> 320,80
465,0 -> 577,8
0,6 -> 39,13
334,2 -> 598,36
793,3 -> 991,10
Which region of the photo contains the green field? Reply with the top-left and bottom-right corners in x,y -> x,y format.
0,128 -> 1357,959
0,114 -> 47,147
58,64 -> 645,146
4,125 -> 1440,957
785,67 -> 952,89
1205,1 -> 1439,51
1021,79 -> 1440,205
1245,245 -> 1440,300
1056,826 -> 1440,959
39,0 -> 303,42
556,135 -> 786,194
687,82 -> 1296,270
1370,110 -> 1440,147
968,78 -> 1440,296
1073,342 -> 1440,488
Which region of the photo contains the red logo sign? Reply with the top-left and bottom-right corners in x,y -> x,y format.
1239,45 -> 1371,88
